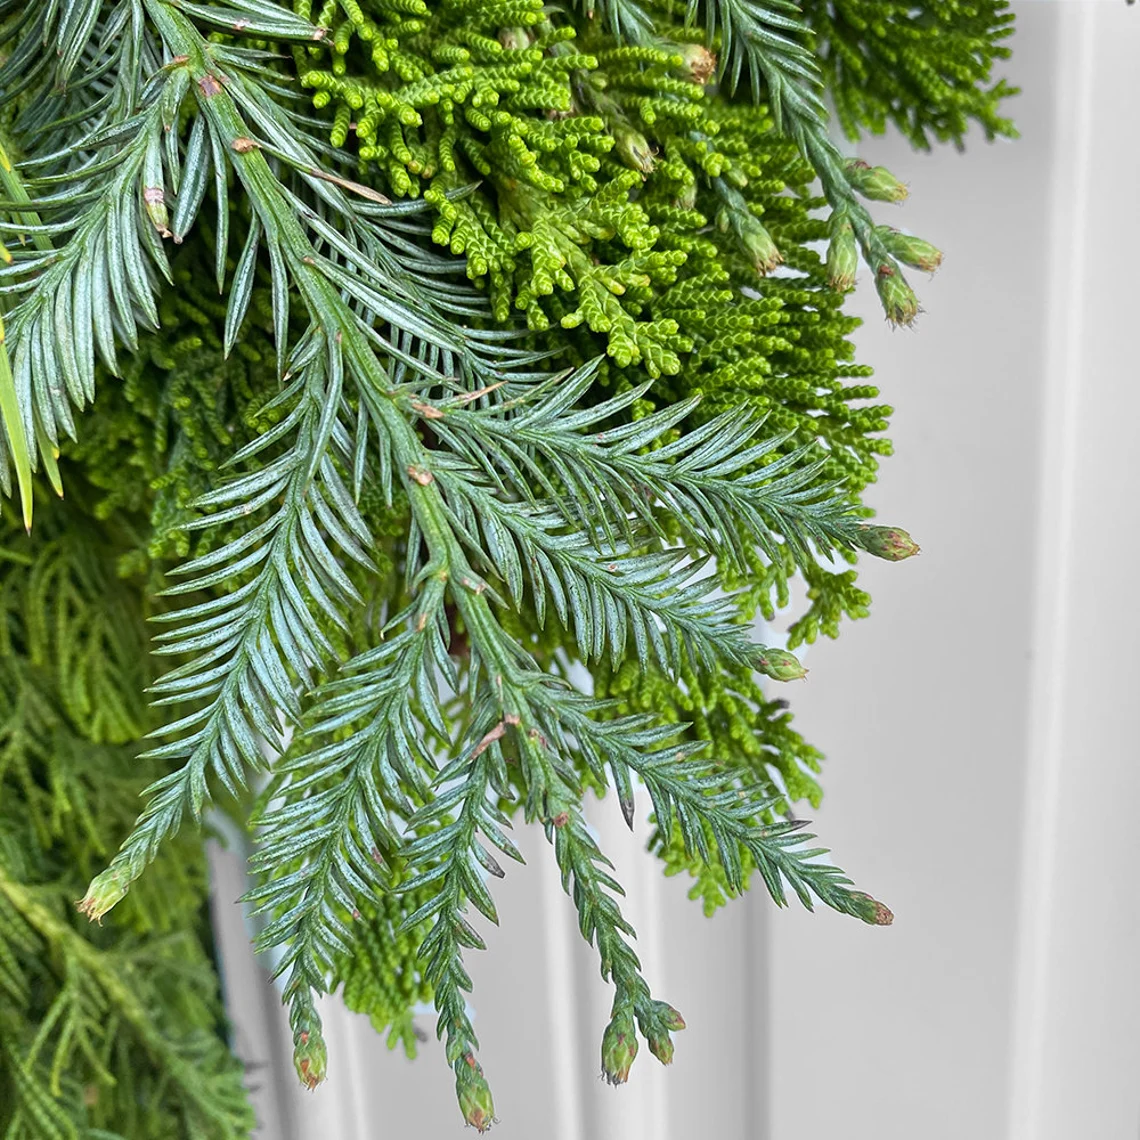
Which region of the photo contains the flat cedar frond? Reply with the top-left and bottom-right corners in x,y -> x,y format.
0,0 -> 1013,1132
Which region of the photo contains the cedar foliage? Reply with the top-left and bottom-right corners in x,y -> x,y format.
0,0 -> 1015,1133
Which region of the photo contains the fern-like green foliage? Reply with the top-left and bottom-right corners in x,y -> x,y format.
0,0 -> 1014,1132
801,0 -> 1018,149
0,493 -> 254,1139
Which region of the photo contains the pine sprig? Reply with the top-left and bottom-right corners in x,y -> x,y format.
76,0 -> 551,919
71,0 -> 896,1106
0,5 -> 170,481
81,337 -> 368,917
0,99 -> 170,451
243,581 -> 452,1082
430,362 -> 866,572
548,696 -> 890,923
437,458 -> 777,673
550,807 -> 686,1082
400,736 -> 521,1127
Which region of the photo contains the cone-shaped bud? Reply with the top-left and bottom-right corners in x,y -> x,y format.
651,1002 -> 686,1031
614,124 -> 655,174
648,1031 -> 675,1065
293,1027 -> 328,1090
76,867 -> 130,922
741,219 -> 782,276
601,1010 -> 639,1085
858,524 -> 920,561
498,26 -> 530,51
827,211 -> 858,290
619,794 -> 636,829
873,262 -> 919,326
673,180 -> 698,211
757,647 -> 807,682
143,186 -> 171,238
675,43 -> 717,84
844,159 -> 908,202
850,892 -> 895,926
877,226 -> 943,273
456,1056 -> 495,1132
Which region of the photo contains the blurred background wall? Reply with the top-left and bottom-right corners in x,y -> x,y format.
208,3 -> 1140,1137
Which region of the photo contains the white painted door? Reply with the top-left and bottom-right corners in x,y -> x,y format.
208,4 -> 1140,1136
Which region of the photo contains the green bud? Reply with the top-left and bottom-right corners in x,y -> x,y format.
849,892 -> 895,926
757,647 -> 807,682
675,43 -> 717,85
643,998 -> 685,1064
826,212 -> 858,291
714,180 -> 781,274
652,1002 -> 686,1031
648,1031 -> 674,1065
456,1056 -> 495,1132
76,867 -> 130,922
858,524 -> 921,561
873,262 -> 919,326
498,26 -> 530,51
844,159 -> 909,203
293,1027 -> 328,1090
673,181 -> 698,211
601,1010 -> 638,1085
741,219 -> 782,276
614,124 -> 655,174
876,226 -> 943,273
143,186 -> 171,238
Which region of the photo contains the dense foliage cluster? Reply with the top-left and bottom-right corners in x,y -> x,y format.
0,491 -> 255,1137
0,0 -> 1014,1134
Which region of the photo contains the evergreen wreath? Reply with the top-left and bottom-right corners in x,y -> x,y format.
0,1 -> 1015,1134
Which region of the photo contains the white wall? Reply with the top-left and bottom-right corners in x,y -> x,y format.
771,4 -> 1140,1138
209,4 -> 1140,1137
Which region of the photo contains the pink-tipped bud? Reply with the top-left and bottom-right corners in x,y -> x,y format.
757,647 -> 807,682
648,1031 -> 675,1065
850,892 -> 895,926
76,868 -> 130,923
877,226 -> 943,273
652,1002 -> 686,1031
873,261 -> 919,326
844,159 -> 909,203
645,999 -> 685,1064
293,1027 -> 328,1090
858,524 -> 920,562
456,1056 -> 495,1132
601,1011 -> 639,1085
143,186 -> 171,238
